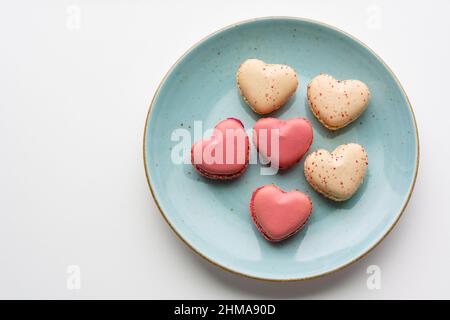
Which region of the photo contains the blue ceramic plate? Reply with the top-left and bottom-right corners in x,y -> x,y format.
144,17 -> 419,281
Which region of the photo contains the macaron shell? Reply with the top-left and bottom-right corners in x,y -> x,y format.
304,143 -> 368,201
307,73 -> 370,130
253,117 -> 313,169
250,185 -> 312,242
191,118 -> 249,179
237,59 -> 298,114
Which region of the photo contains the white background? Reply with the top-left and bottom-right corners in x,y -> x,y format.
0,0 -> 449,299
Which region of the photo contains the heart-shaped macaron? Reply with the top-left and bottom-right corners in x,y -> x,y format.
307,73 -> 370,130
253,117 -> 313,170
304,143 -> 368,201
250,185 -> 312,242
191,118 -> 249,180
237,59 -> 298,114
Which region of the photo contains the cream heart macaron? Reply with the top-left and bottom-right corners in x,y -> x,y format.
237,59 -> 298,114
304,143 -> 368,201
250,184 -> 312,242
307,73 -> 370,130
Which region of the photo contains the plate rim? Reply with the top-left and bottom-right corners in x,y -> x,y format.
143,16 -> 420,282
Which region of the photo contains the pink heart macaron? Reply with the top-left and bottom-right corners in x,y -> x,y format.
191,118 -> 249,180
250,185 -> 313,242
253,117 -> 313,170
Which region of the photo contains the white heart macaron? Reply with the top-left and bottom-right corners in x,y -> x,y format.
307,73 -> 370,130
304,143 -> 368,201
237,59 -> 298,115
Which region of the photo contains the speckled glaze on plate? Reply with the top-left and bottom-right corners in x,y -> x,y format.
143,17 -> 419,281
